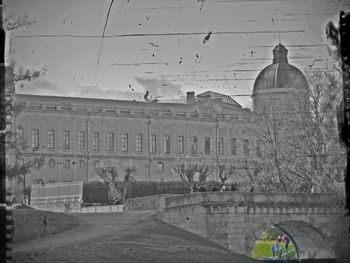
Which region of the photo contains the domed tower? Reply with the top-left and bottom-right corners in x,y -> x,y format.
252,43 -> 309,113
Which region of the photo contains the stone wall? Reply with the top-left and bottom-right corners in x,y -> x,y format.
153,192 -> 346,260
31,199 -> 82,213
124,194 -> 171,211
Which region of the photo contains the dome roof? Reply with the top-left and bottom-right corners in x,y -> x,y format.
253,43 -> 308,94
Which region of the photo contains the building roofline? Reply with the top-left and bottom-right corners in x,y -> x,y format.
15,93 -> 189,107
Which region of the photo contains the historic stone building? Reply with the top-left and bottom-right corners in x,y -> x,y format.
10,43 -> 309,185
252,43 -> 309,113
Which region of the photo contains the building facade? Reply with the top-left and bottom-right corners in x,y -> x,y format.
10,43 -> 309,185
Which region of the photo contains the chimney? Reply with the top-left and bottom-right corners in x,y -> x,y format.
187,91 -> 195,104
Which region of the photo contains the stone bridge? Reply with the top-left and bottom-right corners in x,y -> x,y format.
125,192 -> 349,261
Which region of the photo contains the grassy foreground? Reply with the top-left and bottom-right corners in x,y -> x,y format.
12,207 -> 79,243
13,212 -> 257,263
252,240 -> 296,259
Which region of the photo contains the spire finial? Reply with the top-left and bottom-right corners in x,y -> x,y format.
272,43 -> 288,64
278,31 -> 281,44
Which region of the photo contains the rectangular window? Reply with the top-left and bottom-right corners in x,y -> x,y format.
78,131 -> 85,150
121,133 -> 128,152
243,139 -> 250,156
150,134 -> 156,153
79,160 -> 85,169
177,136 -> 184,154
92,132 -> 100,151
48,130 -> 55,149
63,130 -> 70,150
63,159 -> 70,169
204,137 -> 210,155
32,129 -> 39,148
136,134 -> 142,152
190,136 -> 197,154
164,135 -> 170,153
107,133 -> 114,152
231,138 -> 237,155
16,128 -> 24,146
218,137 -> 224,155
93,160 -> 100,170
256,139 -> 262,157
157,162 -> 164,171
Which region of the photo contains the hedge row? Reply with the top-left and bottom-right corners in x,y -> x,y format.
83,180 -> 190,201
127,181 -> 189,198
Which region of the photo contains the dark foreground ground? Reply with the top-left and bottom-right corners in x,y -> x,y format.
12,207 -> 79,243
12,210 -> 257,263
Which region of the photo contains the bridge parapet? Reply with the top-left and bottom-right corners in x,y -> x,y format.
162,192 -> 344,210
125,192 -> 346,260
125,192 -> 344,217
148,192 -> 346,261
124,194 -> 173,211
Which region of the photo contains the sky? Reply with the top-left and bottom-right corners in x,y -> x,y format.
4,0 -> 350,108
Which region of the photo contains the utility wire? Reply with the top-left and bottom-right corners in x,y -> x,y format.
17,29 -> 305,39
102,0 -> 115,38
79,0 -> 115,96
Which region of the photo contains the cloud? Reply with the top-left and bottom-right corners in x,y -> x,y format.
134,76 -> 184,100
75,85 -> 144,101
16,78 -> 67,96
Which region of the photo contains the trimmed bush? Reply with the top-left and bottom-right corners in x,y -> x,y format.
127,181 -> 189,198
261,227 -> 284,241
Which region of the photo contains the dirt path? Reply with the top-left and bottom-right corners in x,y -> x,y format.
13,210 -> 154,253
12,211 -> 256,263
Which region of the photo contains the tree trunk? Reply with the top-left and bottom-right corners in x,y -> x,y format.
123,182 -> 128,203
23,172 -> 26,204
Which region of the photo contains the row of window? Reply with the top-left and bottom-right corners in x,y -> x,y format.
48,159 -> 98,170
18,128 -> 262,156
47,158 -> 166,172
18,128 -> 113,151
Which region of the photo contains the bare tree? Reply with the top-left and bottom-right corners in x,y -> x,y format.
196,163 -> 214,188
96,164 -> 137,204
243,102 -> 290,192
96,166 -> 122,204
287,71 -> 345,192
3,14 -> 35,31
244,71 -> 345,193
172,159 -> 198,193
3,14 -> 48,201
4,63 -> 47,202
6,129 -> 45,203
218,164 -> 235,186
4,14 -> 47,93
123,166 -> 136,203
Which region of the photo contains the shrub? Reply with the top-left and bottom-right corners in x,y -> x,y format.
127,181 -> 189,198
261,227 -> 284,241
